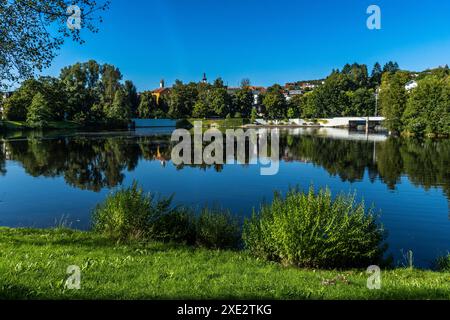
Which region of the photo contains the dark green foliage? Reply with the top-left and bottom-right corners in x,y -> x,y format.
263,85 -> 287,119
243,187 -> 387,269
379,71 -> 409,133
4,79 -> 46,121
92,184 -> 241,249
196,208 -> 241,249
137,92 -> 157,118
168,80 -> 198,118
4,60 -> 133,127
402,76 -> 450,137
434,254 -> 450,272
26,93 -> 53,128
92,182 -> 172,241
0,0 -> 109,86
232,87 -> 254,117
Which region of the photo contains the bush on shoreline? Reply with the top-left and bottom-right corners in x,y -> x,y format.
92,183 -> 241,249
196,207 -> 241,249
243,187 -> 388,269
93,184 -> 391,268
92,182 -> 173,241
434,254 -> 450,272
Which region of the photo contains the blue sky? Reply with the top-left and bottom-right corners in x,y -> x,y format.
43,0 -> 450,91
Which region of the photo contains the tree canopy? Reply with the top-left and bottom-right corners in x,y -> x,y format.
0,0 -> 109,87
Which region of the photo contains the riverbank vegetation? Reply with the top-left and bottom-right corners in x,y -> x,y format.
243,187 -> 388,269
2,61 -> 448,137
380,68 -> 450,137
0,184 -> 449,300
2,61 -> 138,129
0,227 -> 449,300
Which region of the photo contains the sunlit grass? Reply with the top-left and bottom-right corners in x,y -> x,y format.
0,228 -> 449,300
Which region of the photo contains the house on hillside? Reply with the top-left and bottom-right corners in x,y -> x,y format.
284,89 -> 303,101
151,80 -> 171,104
405,80 -> 418,92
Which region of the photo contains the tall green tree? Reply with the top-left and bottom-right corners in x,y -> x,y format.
26,92 -> 53,128
379,71 -> 409,133
167,81 -> 198,118
263,85 -> 287,119
192,100 -> 209,118
3,78 -> 42,120
288,94 -> 305,118
107,90 -> 131,122
209,87 -> 232,117
403,76 -> 450,136
371,62 -> 383,87
233,87 -> 254,117
123,80 -> 139,117
383,61 -> 400,74
137,92 -> 157,118
101,64 -> 123,108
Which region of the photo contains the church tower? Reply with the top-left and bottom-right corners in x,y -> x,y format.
202,73 -> 207,84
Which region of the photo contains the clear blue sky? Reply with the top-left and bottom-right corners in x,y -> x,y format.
43,0 -> 450,91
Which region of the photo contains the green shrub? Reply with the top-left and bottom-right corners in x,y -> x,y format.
152,207 -> 196,244
243,187 -> 387,269
92,182 -> 173,241
92,184 -> 241,249
434,254 -> 450,272
196,207 -> 241,249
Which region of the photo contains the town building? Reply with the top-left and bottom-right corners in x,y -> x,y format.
405,80 -> 418,91
151,79 -> 170,104
284,89 -> 303,101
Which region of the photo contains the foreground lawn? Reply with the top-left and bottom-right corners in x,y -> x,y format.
0,228 -> 449,300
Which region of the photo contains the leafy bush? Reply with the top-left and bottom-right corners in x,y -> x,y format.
92,184 -> 241,249
434,254 -> 450,272
92,182 -> 173,241
243,187 -> 387,269
196,208 -> 241,249
151,207 -> 196,244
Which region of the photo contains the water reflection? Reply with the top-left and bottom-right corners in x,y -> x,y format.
0,129 -> 449,200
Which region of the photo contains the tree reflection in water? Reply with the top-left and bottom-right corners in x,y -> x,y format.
0,130 -> 449,199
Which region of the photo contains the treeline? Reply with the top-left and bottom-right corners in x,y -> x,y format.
379,67 -> 450,137
139,61 -> 402,120
3,60 -> 449,136
3,60 -> 139,128
139,78 -> 255,120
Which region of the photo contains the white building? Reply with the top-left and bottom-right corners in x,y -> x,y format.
284,90 -> 303,101
405,80 -> 418,91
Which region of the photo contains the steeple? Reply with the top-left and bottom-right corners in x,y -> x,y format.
160,79 -> 165,88
202,73 -> 207,84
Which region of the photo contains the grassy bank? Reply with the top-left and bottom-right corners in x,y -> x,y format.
0,227 -> 449,300
0,120 -> 81,130
187,118 -> 248,128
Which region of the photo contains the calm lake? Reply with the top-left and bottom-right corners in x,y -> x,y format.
0,127 -> 449,267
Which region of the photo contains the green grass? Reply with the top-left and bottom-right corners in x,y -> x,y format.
0,120 -> 80,130
187,118 -> 247,128
0,228 -> 449,300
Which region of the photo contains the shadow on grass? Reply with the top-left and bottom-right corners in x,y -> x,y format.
0,228 -> 196,253
1,287 -> 449,300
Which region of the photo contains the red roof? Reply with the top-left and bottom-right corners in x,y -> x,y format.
152,87 -> 170,94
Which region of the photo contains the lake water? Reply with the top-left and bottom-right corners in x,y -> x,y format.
0,127 -> 449,267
